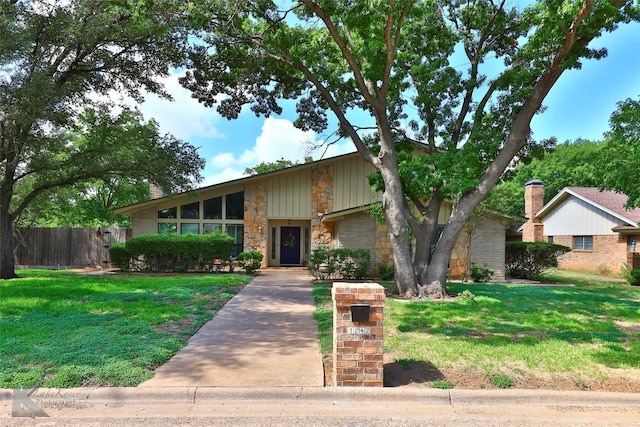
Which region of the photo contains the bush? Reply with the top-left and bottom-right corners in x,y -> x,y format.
307,246 -> 371,280
236,250 -> 264,274
122,232 -> 235,272
505,241 -> 570,280
109,243 -> 130,271
625,268 -> 640,285
470,263 -> 493,282
377,261 -> 394,280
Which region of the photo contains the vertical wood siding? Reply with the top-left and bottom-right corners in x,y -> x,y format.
14,228 -> 128,268
267,169 -> 312,218
333,156 -> 380,212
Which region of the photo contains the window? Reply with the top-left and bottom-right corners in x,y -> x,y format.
158,223 -> 177,234
181,223 -> 199,235
203,223 -> 222,234
573,236 -> 593,251
227,225 -> 244,257
181,202 -> 200,219
158,207 -> 177,219
226,191 -> 244,220
547,236 -> 554,244
203,197 -> 222,219
629,235 -> 638,252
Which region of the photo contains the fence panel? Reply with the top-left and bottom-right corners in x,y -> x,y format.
14,228 -> 129,268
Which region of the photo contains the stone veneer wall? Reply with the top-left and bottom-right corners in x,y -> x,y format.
554,234 -> 628,274
312,165 -> 334,248
244,182 -> 268,267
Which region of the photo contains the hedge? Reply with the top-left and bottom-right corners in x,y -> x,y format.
110,232 -> 235,272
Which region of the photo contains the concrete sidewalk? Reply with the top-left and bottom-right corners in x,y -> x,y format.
139,268 -> 324,387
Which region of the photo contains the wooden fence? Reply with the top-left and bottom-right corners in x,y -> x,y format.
14,227 -> 129,269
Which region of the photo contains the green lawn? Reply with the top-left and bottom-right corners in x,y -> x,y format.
312,273 -> 640,389
0,270 -> 251,388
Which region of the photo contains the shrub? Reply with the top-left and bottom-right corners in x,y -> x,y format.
470,263 -> 493,283
625,268 -> 640,286
307,246 -> 371,280
122,232 -> 234,272
377,261 -> 394,280
109,243 -> 130,271
236,250 -> 264,274
505,241 -> 570,280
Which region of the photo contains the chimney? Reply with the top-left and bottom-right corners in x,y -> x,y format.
522,180 -> 544,242
149,183 -> 165,200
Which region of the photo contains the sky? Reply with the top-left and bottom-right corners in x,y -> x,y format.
133,18 -> 640,188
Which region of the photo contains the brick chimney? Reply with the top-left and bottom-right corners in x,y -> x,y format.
149,183 -> 165,200
522,180 -> 544,242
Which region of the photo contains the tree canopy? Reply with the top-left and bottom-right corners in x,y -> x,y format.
0,0 -> 205,279
182,0 -> 639,297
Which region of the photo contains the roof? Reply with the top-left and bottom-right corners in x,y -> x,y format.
536,187 -> 640,226
114,151 -> 361,214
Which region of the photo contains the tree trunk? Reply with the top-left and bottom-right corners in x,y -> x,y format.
0,204 -> 17,280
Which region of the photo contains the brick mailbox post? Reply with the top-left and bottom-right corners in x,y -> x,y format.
332,282 -> 385,387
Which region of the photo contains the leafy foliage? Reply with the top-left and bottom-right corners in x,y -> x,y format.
505,242 -> 571,280
181,0 -> 640,296
470,263 -> 494,283
236,250 -> 264,273
307,246 -> 371,280
0,0 -> 203,279
119,232 -> 235,272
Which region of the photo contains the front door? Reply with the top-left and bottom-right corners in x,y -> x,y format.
280,226 -> 301,265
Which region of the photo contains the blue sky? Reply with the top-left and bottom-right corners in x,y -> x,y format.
135,19 -> 640,187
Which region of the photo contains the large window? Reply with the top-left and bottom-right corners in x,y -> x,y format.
181,223 -> 199,235
158,207 -> 177,219
227,225 -> 244,257
181,201 -> 200,219
573,236 -> 593,251
203,223 -> 223,234
203,197 -> 222,219
158,223 -> 177,234
226,191 -> 244,220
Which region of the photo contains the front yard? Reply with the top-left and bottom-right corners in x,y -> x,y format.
0,270 -> 250,388
313,271 -> 640,390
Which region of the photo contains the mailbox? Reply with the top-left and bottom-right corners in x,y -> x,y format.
350,304 -> 371,322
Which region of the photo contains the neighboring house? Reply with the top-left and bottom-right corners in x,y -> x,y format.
521,181 -> 640,274
115,152 -> 507,280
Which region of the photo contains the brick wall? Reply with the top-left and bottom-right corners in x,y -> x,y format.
555,234 -> 628,274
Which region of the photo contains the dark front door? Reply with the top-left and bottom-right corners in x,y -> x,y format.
280,226 -> 301,265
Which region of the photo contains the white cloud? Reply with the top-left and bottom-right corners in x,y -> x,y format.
138,71 -> 225,142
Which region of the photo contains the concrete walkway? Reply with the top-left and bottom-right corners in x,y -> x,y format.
140,268 -> 324,387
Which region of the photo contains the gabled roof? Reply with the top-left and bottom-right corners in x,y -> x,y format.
536,187 -> 640,226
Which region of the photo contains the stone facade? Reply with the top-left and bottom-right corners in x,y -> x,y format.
311,165 -> 334,248
522,180 -> 545,243
244,182 -> 268,267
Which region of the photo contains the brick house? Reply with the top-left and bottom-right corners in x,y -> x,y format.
115,152 -> 507,280
522,181 -> 640,274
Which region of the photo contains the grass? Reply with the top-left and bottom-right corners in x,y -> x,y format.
0,270 -> 251,388
312,271 -> 640,388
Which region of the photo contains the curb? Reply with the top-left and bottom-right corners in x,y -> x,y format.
3,387 -> 640,407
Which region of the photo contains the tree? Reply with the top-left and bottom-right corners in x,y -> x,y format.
244,157 -> 305,175
0,1 -> 205,279
182,0 -> 638,297
490,139 -> 604,218
599,97 -> 640,208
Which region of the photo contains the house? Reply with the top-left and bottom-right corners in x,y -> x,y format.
115,152 -> 507,280
522,180 -> 640,274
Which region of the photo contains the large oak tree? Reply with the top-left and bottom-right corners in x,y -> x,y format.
0,0 -> 205,279
182,0 -> 638,297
